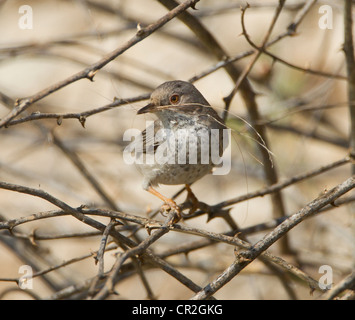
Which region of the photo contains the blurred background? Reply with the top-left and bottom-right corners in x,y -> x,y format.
0,0 -> 353,299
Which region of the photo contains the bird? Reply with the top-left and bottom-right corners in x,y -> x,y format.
129,80 -> 228,223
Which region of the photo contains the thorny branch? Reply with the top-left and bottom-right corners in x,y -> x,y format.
191,176 -> 355,300
0,0 -> 200,129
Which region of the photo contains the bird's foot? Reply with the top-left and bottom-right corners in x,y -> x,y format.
160,199 -> 181,225
181,184 -> 200,217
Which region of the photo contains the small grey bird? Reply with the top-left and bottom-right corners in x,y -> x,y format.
131,80 -> 228,222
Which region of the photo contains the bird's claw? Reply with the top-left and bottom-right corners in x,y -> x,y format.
160,202 -> 181,224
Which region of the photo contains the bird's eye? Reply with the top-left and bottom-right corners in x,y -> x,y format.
169,94 -> 180,104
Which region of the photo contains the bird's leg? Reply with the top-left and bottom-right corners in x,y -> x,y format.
147,186 -> 181,223
183,184 -> 199,215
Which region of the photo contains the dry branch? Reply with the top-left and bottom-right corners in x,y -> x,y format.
191,176 -> 355,300
344,0 -> 355,173
0,0 -> 200,129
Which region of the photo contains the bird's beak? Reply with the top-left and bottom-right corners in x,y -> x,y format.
137,103 -> 156,115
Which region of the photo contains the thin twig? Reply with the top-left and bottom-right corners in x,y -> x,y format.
0,0 -> 200,128
0,181 -> 205,296
191,176 -> 355,300
215,155 -> 351,209
4,94 -> 150,127
323,271 -> 355,300
344,0 -> 355,173
223,1 -> 286,120
93,211 -> 175,300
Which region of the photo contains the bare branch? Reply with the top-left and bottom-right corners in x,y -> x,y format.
191,176 -> 355,300
0,0 -> 200,128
